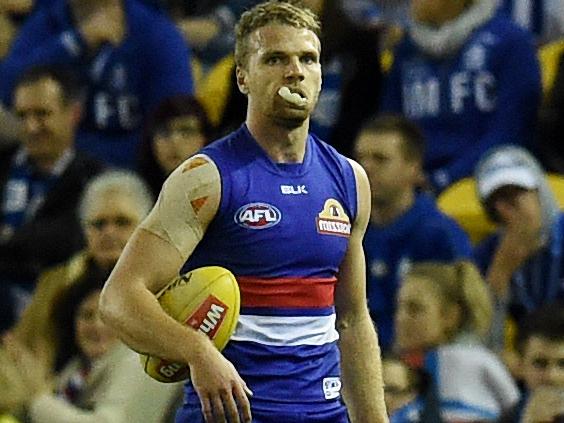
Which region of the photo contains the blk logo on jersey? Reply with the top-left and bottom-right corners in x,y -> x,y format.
235,202 -> 282,229
316,198 -> 351,237
280,184 -> 308,195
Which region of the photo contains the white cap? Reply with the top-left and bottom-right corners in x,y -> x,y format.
477,167 -> 538,199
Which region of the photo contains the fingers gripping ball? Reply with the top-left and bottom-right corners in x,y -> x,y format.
140,266 -> 240,383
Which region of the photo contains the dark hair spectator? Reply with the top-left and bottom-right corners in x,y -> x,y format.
1,274 -> 181,422
516,300 -> 564,354
360,113 -> 425,161
14,63 -> 83,105
499,301 -> 564,422
0,63 -> 105,333
139,95 -> 212,197
52,264 -> 109,363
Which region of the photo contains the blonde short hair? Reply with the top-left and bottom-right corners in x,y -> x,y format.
235,1 -> 321,68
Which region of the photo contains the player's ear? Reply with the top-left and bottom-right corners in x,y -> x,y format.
236,66 -> 249,95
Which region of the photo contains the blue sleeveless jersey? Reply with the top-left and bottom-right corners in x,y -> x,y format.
181,124 -> 358,413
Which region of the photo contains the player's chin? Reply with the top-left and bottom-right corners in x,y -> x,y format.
273,111 -> 309,128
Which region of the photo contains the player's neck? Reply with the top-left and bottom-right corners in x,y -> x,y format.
371,190 -> 415,226
247,117 -> 309,163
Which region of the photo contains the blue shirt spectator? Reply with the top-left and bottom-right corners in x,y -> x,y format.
0,0 -> 193,168
364,193 -> 473,350
473,146 -> 564,329
381,0 -> 541,192
355,115 -> 472,351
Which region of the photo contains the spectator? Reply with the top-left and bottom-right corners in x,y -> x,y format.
498,0 -> 564,45
499,301 -> 564,422
0,170 -> 175,419
1,269 -> 181,422
474,145 -> 564,353
355,114 -> 472,351
394,260 -> 519,421
0,170 -> 153,381
0,64 -> 104,333
139,95 -> 212,198
0,0 -> 194,168
381,0 -> 541,193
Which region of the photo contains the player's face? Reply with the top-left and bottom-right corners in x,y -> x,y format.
521,336 -> 564,390
85,192 -> 142,270
14,77 -> 78,166
153,115 -> 207,174
395,276 -> 456,351
75,291 -> 119,361
355,130 -> 420,206
238,24 -> 322,128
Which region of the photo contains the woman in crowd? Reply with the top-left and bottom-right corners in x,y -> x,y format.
0,171 -> 181,419
138,95 -> 212,198
3,266 -> 179,422
391,260 -> 520,421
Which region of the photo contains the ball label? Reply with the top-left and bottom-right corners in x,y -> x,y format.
186,295 -> 228,340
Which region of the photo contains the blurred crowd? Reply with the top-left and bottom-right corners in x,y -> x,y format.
0,0 -> 562,422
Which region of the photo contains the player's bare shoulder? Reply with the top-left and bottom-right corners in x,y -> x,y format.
172,154 -> 222,216
345,157 -> 371,233
140,154 -> 221,258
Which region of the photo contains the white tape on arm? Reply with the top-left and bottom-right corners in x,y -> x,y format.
140,155 -> 221,259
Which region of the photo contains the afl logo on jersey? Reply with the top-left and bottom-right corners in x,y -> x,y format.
316,198 -> 351,237
235,202 -> 282,230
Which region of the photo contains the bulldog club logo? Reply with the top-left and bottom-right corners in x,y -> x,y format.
316,199 -> 351,237
234,202 -> 282,229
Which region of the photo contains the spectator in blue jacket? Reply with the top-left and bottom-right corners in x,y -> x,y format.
0,0 -> 194,169
355,114 -> 473,351
474,145 -> 564,353
381,0 -> 541,193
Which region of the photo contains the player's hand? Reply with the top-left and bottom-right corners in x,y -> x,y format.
78,4 -> 125,51
190,346 -> 252,423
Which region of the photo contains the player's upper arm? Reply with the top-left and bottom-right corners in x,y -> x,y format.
140,154 -> 221,260
335,159 -> 371,320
